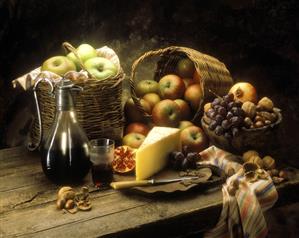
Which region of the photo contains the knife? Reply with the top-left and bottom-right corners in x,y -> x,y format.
110,177 -> 199,190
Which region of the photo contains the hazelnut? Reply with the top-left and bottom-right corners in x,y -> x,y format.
271,112 -> 278,121
248,155 -> 264,168
269,169 -> 279,177
255,121 -> 264,128
242,150 -> 259,163
272,176 -> 284,184
279,170 -> 289,180
56,198 -> 66,210
65,199 -> 75,210
254,115 -> 264,122
264,120 -> 272,125
244,117 -> 253,128
263,156 -> 275,170
58,186 -> 73,198
57,186 -> 75,210
259,111 -> 275,122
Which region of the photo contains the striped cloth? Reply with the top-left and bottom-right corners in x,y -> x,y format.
199,146 -> 278,238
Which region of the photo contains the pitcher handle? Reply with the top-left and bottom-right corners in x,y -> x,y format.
27,73 -> 54,151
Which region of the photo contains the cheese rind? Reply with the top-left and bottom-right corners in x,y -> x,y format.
135,127 -> 181,180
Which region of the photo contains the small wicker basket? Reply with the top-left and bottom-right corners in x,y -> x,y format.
30,42 -> 125,147
129,46 -> 233,124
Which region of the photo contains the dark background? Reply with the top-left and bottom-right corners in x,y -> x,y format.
0,0 -> 298,166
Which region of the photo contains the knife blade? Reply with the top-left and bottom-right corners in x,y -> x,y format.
110,176 -> 199,190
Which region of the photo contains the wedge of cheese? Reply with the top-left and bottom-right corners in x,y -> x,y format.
135,126 -> 181,180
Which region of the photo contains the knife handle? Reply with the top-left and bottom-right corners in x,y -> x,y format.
110,180 -> 151,189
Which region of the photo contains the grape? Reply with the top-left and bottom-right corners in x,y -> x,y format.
186,152 -> 200,162
224,93 -> 234,102
209,120 -> 218,130
206,109 -> 215,118
235,100 -> 242,107
220,100 -> 228,108
181,158 -> 191,171
234,108 -> 245,117
232,127 -> 240,137
186,153 -> 197,169
169,151 -> 185,170
231,107 -> 239,116
217,107 -> 227,117
209,94 -> 246,139
215,114 -> 224,124
239,108 -> 245,117
221,119 -> 231,130
230,116 -> 242,126
214,105 -> 220,111
212,98 -> 221,107
224,132 -> 232,140
215,125 -> 224,136
226,111 -> 234,120
228,101 -> 235,110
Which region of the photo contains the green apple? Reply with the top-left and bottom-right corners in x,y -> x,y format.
67,43 -> 97,70
41,56 -> 76,76
84,57 -> 117,80
135,80 -> 159,97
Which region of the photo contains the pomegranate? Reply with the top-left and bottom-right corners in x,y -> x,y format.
228,82 -> 258,103
112,146 -> 136,173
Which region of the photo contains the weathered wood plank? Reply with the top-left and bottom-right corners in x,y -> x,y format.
0,188 -> 223,238
1,146 -> 299,238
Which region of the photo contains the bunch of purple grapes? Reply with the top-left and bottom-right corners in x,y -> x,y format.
169,151 -> 200,171
205,93 -> 245,139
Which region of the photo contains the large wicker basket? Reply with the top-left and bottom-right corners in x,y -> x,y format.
129,46 -> 233,124
30,43 -> 125,148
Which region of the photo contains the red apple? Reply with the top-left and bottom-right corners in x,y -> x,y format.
152,99 -> 181,127
125,122 -> 150,136
142,93 -> 161,111
184,84 -> 203,111
178,121 -> 194,130
176,58 -> 195,78
174,99 -> 191,120
182,77 -> 196,88
135,80 -> 159,97
122,132 -> 145,149
180,126 -> 209,153
158,74 -> 186,100
124,98 -> 151,123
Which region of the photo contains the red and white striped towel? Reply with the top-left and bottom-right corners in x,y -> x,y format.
199,146 -> 278,238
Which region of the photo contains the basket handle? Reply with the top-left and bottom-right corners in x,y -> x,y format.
130,46 -> 180,119
62,42 -> 94,79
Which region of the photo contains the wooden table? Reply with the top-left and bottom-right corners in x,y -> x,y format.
1,146 -> 298,238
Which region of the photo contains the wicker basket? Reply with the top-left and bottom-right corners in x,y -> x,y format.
129,46 -> 233,124
30,43 -> 125,147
